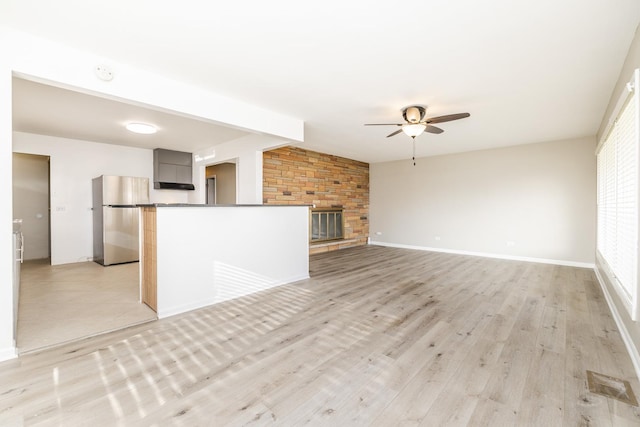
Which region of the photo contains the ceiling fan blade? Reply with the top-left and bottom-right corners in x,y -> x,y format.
425,125 -> 444,134
364,123 -> 403,126
426,112 -> 470,124
386,129 -> 404,138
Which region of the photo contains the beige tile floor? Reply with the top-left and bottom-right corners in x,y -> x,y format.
17,259 -> 157,353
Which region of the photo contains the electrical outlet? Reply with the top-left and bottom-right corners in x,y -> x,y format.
375,231 -> 383,236
435,236 -> 441,241
507,241 -> 516,247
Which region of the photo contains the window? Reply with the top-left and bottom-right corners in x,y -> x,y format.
596,69 -> 639,320
310,208 -> 344,242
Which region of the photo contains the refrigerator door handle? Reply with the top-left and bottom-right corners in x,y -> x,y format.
18,233 -> 24,263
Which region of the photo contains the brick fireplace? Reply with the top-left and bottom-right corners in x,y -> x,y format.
263,146 -> 369,254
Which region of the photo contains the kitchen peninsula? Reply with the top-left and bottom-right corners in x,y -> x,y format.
139,204 -> 310,318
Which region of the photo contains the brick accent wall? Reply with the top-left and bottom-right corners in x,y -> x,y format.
263,146 -> 369,254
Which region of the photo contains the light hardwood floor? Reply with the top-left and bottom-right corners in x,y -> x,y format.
1,246 -> 639,425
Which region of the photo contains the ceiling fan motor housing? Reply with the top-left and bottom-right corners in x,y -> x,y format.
403,106 -> 426,123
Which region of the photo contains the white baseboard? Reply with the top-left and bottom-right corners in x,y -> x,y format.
158,274 -> 311,320
0,346 -> 17,363
594,267 -> 640,383
368,240 -> 595,269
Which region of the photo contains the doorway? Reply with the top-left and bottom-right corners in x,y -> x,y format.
207,177 -> 217,205
206,162 -> 237,204
12,153 -> 50,261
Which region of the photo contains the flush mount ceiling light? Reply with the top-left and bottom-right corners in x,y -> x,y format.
125,122 -> 157,134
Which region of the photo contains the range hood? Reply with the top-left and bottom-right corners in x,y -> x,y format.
153,148 -> 195,190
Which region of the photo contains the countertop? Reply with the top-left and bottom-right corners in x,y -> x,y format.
138,203 -> 312,208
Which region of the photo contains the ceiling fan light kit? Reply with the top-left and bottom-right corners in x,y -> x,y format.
364,105 -> 470,165
402,123 -> 426,137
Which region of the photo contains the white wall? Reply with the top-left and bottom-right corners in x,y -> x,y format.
1,46 -> 14,360
370,137 -> 596,266
192,134 -> 290,205
155,206 -> 309,318
12,153 -> 50,260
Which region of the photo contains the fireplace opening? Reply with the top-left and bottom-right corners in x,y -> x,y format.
310,208 -> 344,242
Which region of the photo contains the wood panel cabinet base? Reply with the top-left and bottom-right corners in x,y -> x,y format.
141,207 -> 157,312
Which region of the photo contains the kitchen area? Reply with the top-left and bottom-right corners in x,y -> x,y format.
10,133 -> 204,352
4,64 -> 305,360
10,144 -> 205,353
0,21 -> 308,360
11,128 -> 309,354
11,155 -> 164,352
9,73 -> 227,353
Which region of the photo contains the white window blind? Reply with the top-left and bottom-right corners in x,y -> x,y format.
596,69 -> 639,319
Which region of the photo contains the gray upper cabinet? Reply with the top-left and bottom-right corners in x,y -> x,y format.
153,149 -> 195,190
176,164 -> 192,184
156,163 -> 192,185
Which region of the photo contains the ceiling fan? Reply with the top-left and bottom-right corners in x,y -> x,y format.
365,105 -> 470,138
364,105 -> 470,165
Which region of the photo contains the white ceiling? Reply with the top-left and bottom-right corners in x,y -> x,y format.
12,78 -> 251,152
4,0 -> 640,163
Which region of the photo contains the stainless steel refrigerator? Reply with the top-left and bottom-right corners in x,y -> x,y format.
93,175 -> 149,266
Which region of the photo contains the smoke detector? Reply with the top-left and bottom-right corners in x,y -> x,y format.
94,64 -> 114,81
